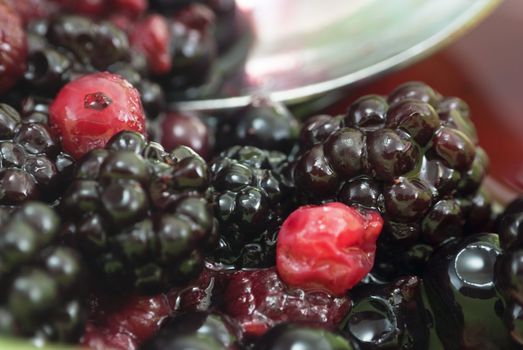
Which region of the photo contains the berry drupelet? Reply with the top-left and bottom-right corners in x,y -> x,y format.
0,102 -> 74,207
60,131 -> 217,293
294,82 -> 493,279
495,197 -> 523,347
0,202 -> 85,343
210,145 -> 294,267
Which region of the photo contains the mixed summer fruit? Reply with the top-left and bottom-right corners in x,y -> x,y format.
0,1 -> 520,349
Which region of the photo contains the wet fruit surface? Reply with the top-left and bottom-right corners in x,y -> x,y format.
277,203 -> 383,295
423,234 -> 509,350
220,268 -> 350,339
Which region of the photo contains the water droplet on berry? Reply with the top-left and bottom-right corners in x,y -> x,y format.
84,92 -> 113,111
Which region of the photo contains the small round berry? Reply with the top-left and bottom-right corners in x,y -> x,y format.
232,98 -> 299,152
158,111 -> 212,159
49,72 -> 146,159
276,202 -> 383,295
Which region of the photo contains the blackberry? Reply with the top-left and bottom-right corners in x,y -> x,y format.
294,82 -> 492,279
342,276 -> 431,349
494,197 -> 523,347
424,234 -> 510,350
24,15 -> 165,118
60,131 -> 217,293
210,146 -> 294,267
216,98 -> 300,154
0,102 -> 74,207
0,202 -> 85,343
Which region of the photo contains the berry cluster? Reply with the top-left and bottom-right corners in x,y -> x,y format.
0,10 -> 514,347
210,146 -> 294,267
294,82 -> 493,278
60,131 -> 217,293
0,102 -> 74,207
0,202 -> 85,343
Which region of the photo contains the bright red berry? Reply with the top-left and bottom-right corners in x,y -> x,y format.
130,15 -> 172,75
0,3 -> 27,94
49,72 -> 146,160
222,268 -> 350,339
276,202 -> 383,296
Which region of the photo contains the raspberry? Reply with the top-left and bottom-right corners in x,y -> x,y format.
83,266 -> 228,350
130,15 -> 172,75
276,202 -> 383,295
0,3 -> 27,94
221,268 -> 350,339
49,72 -> 146,159
82,293 -> 172,350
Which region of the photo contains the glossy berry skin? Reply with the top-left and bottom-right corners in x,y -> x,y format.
141,311 -> 240,350
0,202 -> 85,343
494,197 -> 523,346
210,146 -> 294,268
294,82 -> 492,279
61,131 -> 216,293
0,103 -> 75,206
424,234 -> 510,350
49,72 -> 146,159
217,98 -> 300,153
343,276 -> 431,349
277,203 -> 383,295
255,323 -> 354,350
220,268 -> 350,340
156,111 -> 213,159
0,3 -> 27,94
